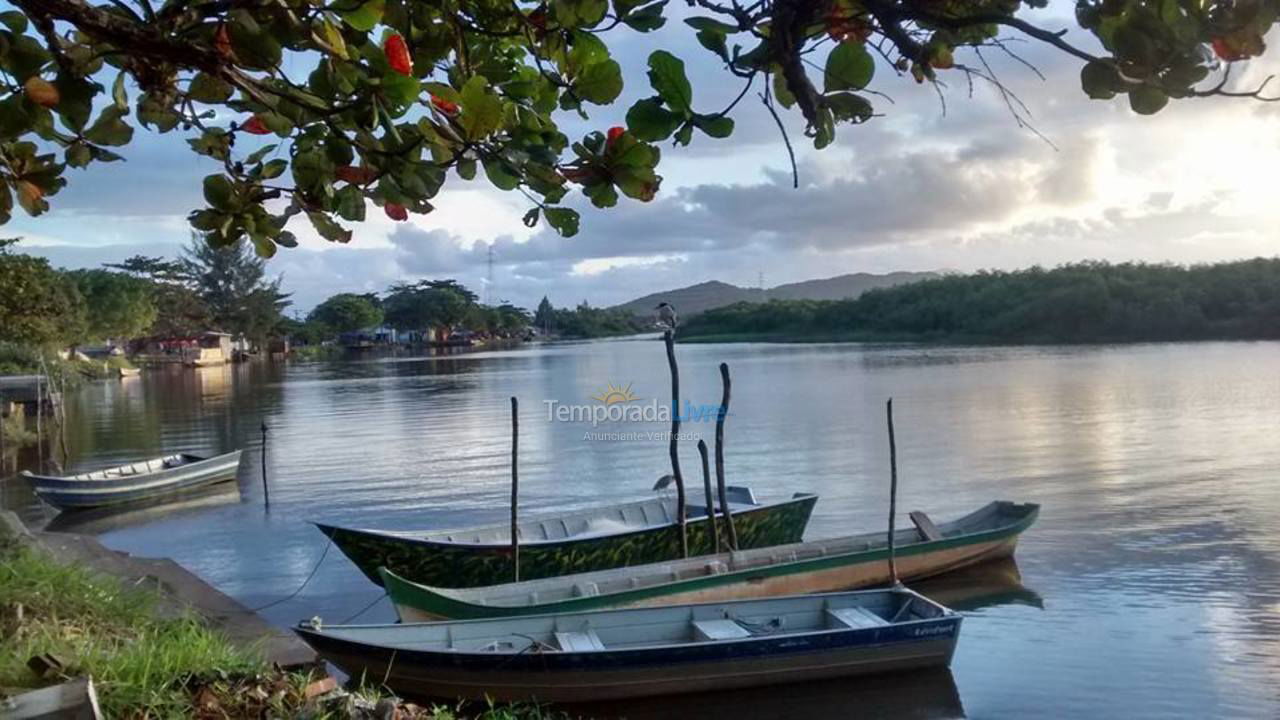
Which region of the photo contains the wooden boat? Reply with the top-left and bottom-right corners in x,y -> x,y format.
383,500 -> 1038,620
315,486 -> 819,588
294,587 -> 962,703
22,451 -> 243,511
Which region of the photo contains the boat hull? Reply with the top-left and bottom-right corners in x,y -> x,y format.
319,493 -> 819,588
24,451 -> 243,510
387,501 -> 1038,621
296,592 -> 961,703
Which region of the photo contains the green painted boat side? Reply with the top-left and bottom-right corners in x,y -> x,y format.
321,493 -> 819,588
382,501 -> 1039,620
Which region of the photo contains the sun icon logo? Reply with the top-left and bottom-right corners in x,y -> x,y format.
592,382 -> 639,405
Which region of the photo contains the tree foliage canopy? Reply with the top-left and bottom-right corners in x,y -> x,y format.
66,267 -> 158,341
679,259 -> 1280,343
307,291 -> 384,332
0,240 -> 84,347
2,0 -> 1277,255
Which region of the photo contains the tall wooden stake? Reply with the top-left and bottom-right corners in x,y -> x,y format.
260,421 -> 270,509
510,396 -> 520,581
715,362 -> 738,550
663,330 -> 688,558
697,439 -> 720,553
886,398 -> 899,586
35,374 -> 43,470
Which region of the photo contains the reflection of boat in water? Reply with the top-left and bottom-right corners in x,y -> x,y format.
568,666 -> 965,720
908,557 -> 1043,611
42,482 -> 242,534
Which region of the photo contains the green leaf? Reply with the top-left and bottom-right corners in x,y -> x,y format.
274,231 -> 299,248
65,142 -> 92,168
522,207 -> 539,227
554,0 -> 609,28
647,51 -> 693,115
575,59 -> 623,104
1080,60 -> 1120,100
0,10 -> 28,33
339,0 -> 385,31
825,41 -> 875,92
307,211 -> 353,243
334,185 -> 366,221
673,122 -> 692,146
626,97 -> 683,141
544,207 -> 580,236
459,76 -> 503,140
112,72 -> 128,110
696,30 -> 729,62
261,158 -> 288,179
251,234 -> 277,258
824,92 -> 873,124
483,157 -> 521,191
137,92 -> 181,132
53,75 -> 97,133
203,174 -> 236,211
320,19 -> 348,59
189,72 -> 234,103
229,15 -> 283,69
83,106 -> 133,146
691,113 -> 733,138
685,17 -> 738,32
381,71 -> 421,108
772,71 -> 796,109
1129,85 -> 1168,115
622,1 -> 667,31
0,182 -> 11,224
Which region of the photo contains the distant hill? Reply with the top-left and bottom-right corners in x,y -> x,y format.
612,272 -> 937,318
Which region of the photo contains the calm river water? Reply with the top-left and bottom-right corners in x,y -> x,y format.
3,338 -> 1279,718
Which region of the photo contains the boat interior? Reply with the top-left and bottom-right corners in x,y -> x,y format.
411,486 -> 766,545
327,591 -> 948,654
439,501 -> 1033,608
69,454 -> 197,481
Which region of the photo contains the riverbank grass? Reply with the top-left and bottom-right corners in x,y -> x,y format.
0,534 -> 264,716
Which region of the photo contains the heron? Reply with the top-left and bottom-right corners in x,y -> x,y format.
652,474 -> 676,491
655,302 -> 677,330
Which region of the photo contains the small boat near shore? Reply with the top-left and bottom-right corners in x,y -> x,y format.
295,588 -> 962,703
382,500 -> 1038,620
22,451 -> 243,511
316,486 -> 819,588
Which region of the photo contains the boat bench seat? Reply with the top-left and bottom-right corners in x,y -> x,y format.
827,607 -> 889,630
555,630 -> 605,651
693,619 -> 752,641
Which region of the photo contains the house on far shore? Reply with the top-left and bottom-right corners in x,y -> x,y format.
131,331 -> 234,367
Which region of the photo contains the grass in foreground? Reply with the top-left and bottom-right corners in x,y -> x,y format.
0,533 -> 578,719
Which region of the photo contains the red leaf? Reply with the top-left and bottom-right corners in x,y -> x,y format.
335,166 -> 378,185
607,126 -> 625,144
430,94 -> 459,115
241,116 -> 271,135
385,34 -> 413,76
385,203 -> 409,221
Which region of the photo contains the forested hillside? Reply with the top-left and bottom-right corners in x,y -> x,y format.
678,261 -> 1280,344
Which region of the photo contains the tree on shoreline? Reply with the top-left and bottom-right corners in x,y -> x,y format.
183,234 -> 291,348
307,292 -> 384,335
2,1 -> 1279,254
0,239 -> 84,348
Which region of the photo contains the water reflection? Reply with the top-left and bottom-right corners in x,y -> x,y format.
3,340 -> 1280,718
42,482 -> 242,535
569,668 -> 964,720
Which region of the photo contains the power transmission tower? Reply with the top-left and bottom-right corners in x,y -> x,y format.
486,244 -> 495,306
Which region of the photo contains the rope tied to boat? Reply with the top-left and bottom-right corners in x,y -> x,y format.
248,535 -> 333,612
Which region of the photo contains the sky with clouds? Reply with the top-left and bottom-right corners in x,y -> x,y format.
8,2 -> 1280,313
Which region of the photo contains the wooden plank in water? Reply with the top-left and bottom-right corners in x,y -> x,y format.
910,511 -> 943,542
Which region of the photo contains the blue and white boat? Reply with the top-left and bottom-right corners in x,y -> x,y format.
294,587 -> 962,702
23,451 -> 243,510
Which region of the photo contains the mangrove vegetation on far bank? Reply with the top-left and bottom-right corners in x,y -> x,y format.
677,259 -> 1280,344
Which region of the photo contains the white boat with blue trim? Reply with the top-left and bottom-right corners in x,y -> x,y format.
22,451 -> 243,510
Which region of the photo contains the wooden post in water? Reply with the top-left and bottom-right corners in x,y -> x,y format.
886,398 -> 900,586
663,330 -> 688,558
260,421 -> 270,509
35,374 -> 43,469
697,439 -> 720,553
510,396 -> 520,582
715,362 -> 738,550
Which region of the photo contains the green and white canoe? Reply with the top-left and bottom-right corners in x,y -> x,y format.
318,486 -> 819,588
382,500 -> 1039,621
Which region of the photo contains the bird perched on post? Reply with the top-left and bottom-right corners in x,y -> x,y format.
655,302 -> 677,330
